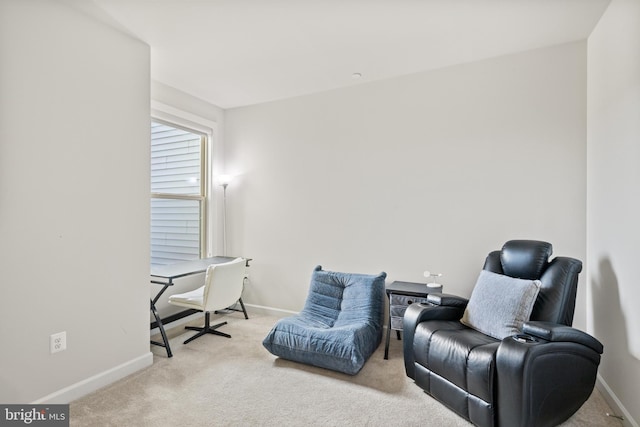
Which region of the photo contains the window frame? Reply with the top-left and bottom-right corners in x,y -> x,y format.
150,118 -> 209,262
151,99 -> 220,259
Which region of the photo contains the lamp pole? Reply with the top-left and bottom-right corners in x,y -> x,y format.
222,182 -> 228,256
218,174 -> 233,257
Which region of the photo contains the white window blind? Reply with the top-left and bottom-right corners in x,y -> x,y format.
151,121 -> 205,265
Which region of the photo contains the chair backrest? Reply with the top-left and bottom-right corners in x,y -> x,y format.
301,266 -> 387,329
202,258 -> 247,313
482,240 -> 582,326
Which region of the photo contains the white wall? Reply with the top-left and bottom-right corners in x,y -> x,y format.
0,0 -> 151,403
225,42 -> 588,325
587,0 -> 640,424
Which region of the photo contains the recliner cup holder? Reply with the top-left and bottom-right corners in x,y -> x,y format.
512,334 -> 538,344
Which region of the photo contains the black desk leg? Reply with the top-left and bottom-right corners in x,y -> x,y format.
215,298 -> 250,319
238,297 -> 249,319
150,299 -> 173,358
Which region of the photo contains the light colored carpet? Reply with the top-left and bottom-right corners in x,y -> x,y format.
70,313 -> 621,427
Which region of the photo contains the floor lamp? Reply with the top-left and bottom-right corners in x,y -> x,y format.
218,175 -> 233,256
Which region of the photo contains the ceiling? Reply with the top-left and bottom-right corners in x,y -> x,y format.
85,0 -> 610,109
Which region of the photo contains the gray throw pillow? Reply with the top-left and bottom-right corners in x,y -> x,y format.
460,270 -> 541,340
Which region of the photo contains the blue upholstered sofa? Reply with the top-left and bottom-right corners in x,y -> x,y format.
262,266 -> 387,375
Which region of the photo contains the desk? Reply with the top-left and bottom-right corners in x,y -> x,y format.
150,256 -> 248,357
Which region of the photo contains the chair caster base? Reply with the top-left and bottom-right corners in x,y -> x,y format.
183,312 -> 231,344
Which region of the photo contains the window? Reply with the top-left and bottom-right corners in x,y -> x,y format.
150,121 -> 207,265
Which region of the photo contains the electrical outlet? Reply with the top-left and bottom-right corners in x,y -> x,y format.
50,332 -> 66,354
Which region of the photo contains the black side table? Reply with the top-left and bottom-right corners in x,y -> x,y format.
384,281 -> 431,359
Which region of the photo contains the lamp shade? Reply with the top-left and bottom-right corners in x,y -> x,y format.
218,174 -> 233,187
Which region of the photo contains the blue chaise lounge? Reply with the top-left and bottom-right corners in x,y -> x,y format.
262,265 -> 387,375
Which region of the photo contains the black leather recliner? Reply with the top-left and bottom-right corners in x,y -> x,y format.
403,240 -> 604,427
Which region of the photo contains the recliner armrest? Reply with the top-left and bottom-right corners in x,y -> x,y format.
403,301 -> 466,379
426,293 -> 469,308
496,324 -> 603,427
522,321 -> 604,354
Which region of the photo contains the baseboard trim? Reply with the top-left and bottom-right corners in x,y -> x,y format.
596,374 -> 638,427
150,308 -> 199,330
151,311 -> 202,336
32,352 -> 153,404
151,304 -> 298,335
244,303 -> 298,318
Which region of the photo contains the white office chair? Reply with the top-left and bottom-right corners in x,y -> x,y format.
168,257 -> 246,345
